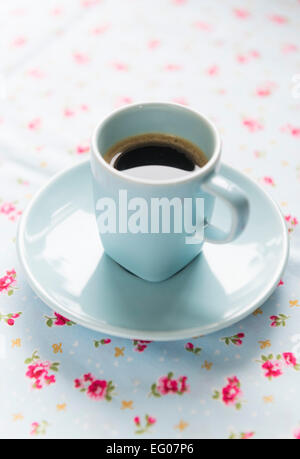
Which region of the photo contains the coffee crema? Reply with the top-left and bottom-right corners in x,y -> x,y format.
103,133 -> 208,180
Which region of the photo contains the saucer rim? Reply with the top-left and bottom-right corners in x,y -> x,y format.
17,159 -> 289,341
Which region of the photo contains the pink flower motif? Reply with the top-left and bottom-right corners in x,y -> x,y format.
269,15 -> 288,24
73,52 -> 90,64
64,108 -> 75,117
74,378 -> 83,388
12,37 -> 27,47
185,342 -> 194,350
84,373 -> 94,382
133,339 -> 152,353
115,96 -> 133,107
206,65 -> 219,76
278,279 -> 284,286
172,0 -> 187,5
157,376 -> 179,395
112,62 -> 129,71
262,176 -> 275,186
134,416 -> 140,425
7,319 -> 14,326
241,432 -> 255,439
87,380 -> 108,400
26,360 -> 57,389
28,69 -> 45,79
172,97 -> 189,106
193,21 -> 212,31
281,125 -> 300,138
234,8 -> 251,19
103,339 -> 111,344
148,416 -> 156,424
283,352 -> 297,367
54,313 -> 69,326
294,428 -> 300,440
91,25 -> 109,35
282,44 -> 298,54
76,145 -> 90,154
31,422 -> 39,435
262,360 -> 283,379
243,118 -> 263,132
0,270 -> 17,294
256,82 -> 276,97
0,203 -> 15,216
28,118 -> 41,130
165,64 -> 182,71
222,377 -> 242,406
148,39 -> 161,49
81,0 -> 101,7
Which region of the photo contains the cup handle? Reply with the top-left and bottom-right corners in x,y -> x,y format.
201,173 -> 250,244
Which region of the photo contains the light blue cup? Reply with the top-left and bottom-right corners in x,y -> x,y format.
91,103 -> 249,282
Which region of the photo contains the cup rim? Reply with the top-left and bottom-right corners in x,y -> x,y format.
91,102 -> 222,186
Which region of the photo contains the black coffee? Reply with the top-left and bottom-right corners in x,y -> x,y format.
103,133 -> 208,180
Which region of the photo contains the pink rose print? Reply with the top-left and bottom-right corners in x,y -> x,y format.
233,9 -> 251,19
74,373 -> 115,401
229,431 -> 255,440
193,21 -> 212,32
283,352 -> 298,367
28,69 -> 45,79
31,421 -> 49,436
73,52 -> 90,65
213,377 -> 243,410
285,215 -> 298,233
282,44 -> 298,54
150,372 -> 189,397
0,312 -> 22,326
0,202 -> 22,221
278,279 -> 284,286
76,144 -> 90,154
25,351 -> 60,390
115,96 -> 133,107
12,36 -> 27,47
237,50 -> 260,64
243,118 -> 263,132
269,15 -> 288,25
262,176 -> 275,187
172,97 -> 189,106
281,125 -> 300,137
185,342 -> 202,355
270,314 -> 289,328
112,62 -> 129,72
28,118 -> 42,130
81,0 -> 101,7
133,340 -> 152,353
256,82 -> 276,97
91,25 -> 109,35
294,428 -> 300,440
134,415 -> 156,434
206,65 -> 219,76
94,338 -> 111,348
0,269 -> 17,295
258,353 -> 300,380
281,125 -> 300,138
165,64 -> 182,71
148,39 -> 161,50
221,333 -> 245,347
45,313 -> 75,328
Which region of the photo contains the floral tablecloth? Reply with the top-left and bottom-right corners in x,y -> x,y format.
0,0 -> 300,440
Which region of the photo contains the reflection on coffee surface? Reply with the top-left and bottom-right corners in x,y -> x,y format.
103,133 -> 208,180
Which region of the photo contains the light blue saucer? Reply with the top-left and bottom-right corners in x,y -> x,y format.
17,160 -> 289,341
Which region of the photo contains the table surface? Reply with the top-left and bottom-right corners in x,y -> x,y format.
0,0 -> 299,440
